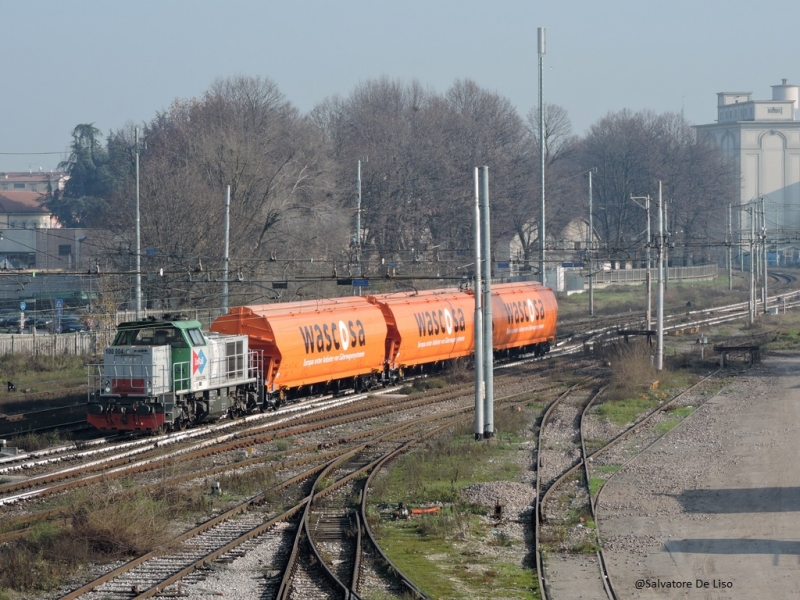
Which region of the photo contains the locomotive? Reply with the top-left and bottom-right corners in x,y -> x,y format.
87,314 -> 263,432
87,282 -> 557,433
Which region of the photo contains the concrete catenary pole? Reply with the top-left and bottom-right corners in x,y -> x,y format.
538,27 -> 546,286
588,169 -> 594,316
480,166 -> 494,438
473,168 -> 484,441
657,181 -> 664,371
762,196 -> 768,313
222,185 -> 231,314
631,193 -> 652,329
135,127 -> 142,320
728,204 -> 733,291
646,195 -> 652,330
356,160 -> 362,277
663,199 -> 669,291
749,205 -> 755,325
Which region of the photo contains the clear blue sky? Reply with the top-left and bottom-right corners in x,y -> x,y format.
1,0 -> 797,172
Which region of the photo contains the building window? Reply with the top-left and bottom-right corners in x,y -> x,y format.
58,245 -> 71,256
13,183 -> 24,189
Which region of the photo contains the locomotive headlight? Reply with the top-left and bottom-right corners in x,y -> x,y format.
147,380 -> 152,393
103,380 -> 110,393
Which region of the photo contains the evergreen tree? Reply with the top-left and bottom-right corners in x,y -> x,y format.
44,124 -> 112,227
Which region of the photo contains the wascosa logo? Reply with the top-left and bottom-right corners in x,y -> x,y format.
299,320 -> 366,354
503,298 -> 546,324
413,307 -> 466,338
192,349 -> 208,374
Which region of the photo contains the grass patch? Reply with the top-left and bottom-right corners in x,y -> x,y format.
376,518 -> 539,599
9,430 -> 70,452
595,464 -> 622,474
589,477 -> 605,497
368,405 -> 541,599
655,406 -> 696,435
595,395 -> 659,426
557,275 -> 750,319
0,353 -> 88,394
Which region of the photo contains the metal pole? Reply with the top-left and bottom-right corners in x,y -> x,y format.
222,185 -> 230,314
728,203 -> 732,291
749,206 -> 755,325
631,194 -> 652,329
538,27 -> 546,286
646,195 -> 651,330
588,170 -> 594,316
762,196 -> 768,313
356,160 -> 362,276
753,201 -> 761,282
663,199 -> 669,291
473,168 -> 484,441
480,166 -> 494,439
657,181 -> 664,371
135,127 -> 142,320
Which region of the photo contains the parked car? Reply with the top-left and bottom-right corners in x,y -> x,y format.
3,317 -> 23,332
35,316 -> 54,329
51,317 -> 88,334
0,311 -> 19,327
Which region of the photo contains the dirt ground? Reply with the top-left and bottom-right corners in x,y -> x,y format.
598,351 -> 800,599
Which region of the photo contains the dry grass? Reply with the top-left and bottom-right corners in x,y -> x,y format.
0,482 -> 207,593
603,340 -> 657,401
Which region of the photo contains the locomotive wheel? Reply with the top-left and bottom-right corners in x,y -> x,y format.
177,419 -> 188,431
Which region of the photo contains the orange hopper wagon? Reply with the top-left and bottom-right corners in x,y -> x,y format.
485,282 -> 557,356
211,298 -> 388,405
367,289 -> 475,374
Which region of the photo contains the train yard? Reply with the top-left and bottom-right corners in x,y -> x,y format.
0,273 -> 799,598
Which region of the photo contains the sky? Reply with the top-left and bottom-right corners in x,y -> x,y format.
2,0 -> 799,173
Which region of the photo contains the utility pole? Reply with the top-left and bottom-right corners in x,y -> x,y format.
656,181 -> 664,371
728,203 -> 732,291
588,169 -> 594,316
538,27 -> 546,286
473,168 -> 484,441
762,195 -> 768,313
480,166 -> 494,439
749,204 -> 755,325
356,160 -> 362,276
222,185 -> 230,314
663,199 -> 669,291
631,193 -> 652,329
135,128 -> 142,320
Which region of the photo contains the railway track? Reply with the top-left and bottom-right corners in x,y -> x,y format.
57,398 -> 505,598
533,369 -> 727,599
3,280 -> 798,597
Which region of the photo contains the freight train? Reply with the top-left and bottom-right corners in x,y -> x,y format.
87,282 -> 557,433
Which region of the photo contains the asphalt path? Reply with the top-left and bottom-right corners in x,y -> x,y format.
598,352 -> 800,599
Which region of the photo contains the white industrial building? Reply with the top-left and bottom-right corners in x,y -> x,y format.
695,80 -> 800,265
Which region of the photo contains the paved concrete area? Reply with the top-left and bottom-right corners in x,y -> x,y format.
598,353 -> 800,599
544,553 -> 608,599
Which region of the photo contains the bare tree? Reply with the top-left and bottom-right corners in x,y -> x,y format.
103,76 -> 342,308
580,110 -> 736,265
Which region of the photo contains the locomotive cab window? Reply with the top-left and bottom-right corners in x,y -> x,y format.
113,326 -> 189,347
187,329 -> 206,346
